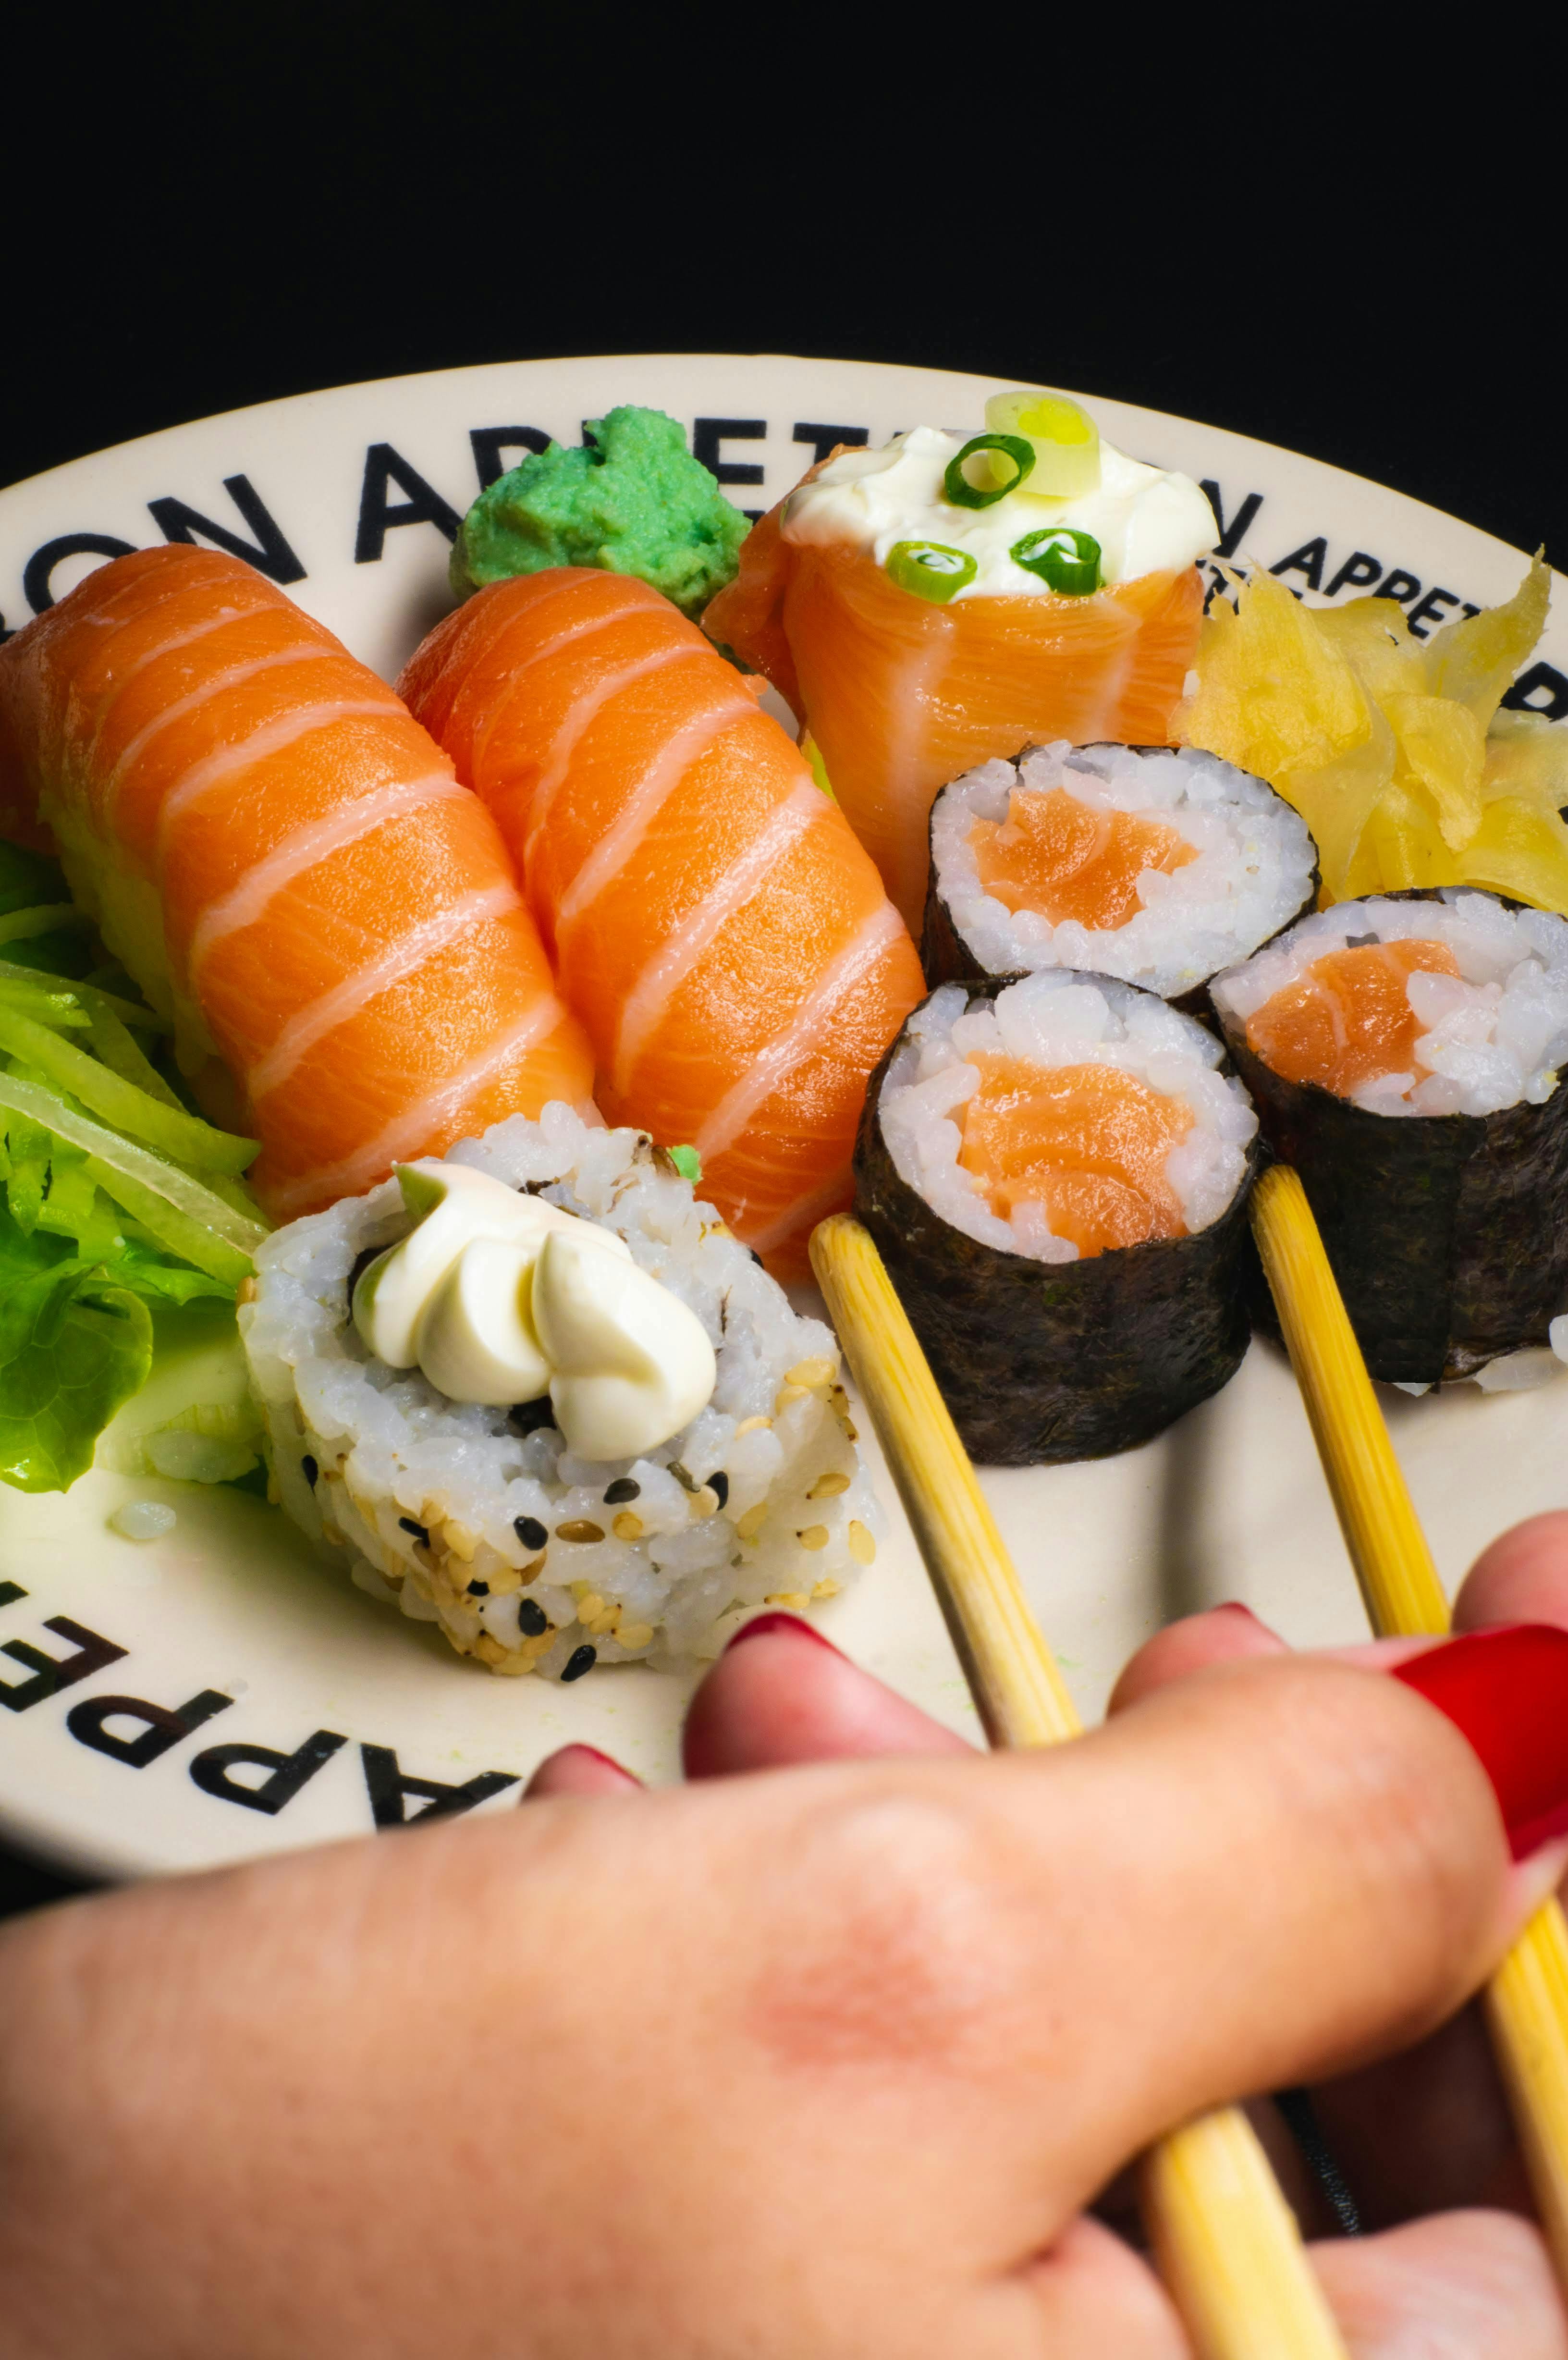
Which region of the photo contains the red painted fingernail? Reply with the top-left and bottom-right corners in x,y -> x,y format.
1213,1601 -> 1263,1623
1393,1625 -> 1568,1860
724,1610 -> 841,1655
563,1745 -> 632,1772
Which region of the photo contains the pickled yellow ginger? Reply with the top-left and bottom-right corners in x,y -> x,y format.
1178,555 -> 1568,910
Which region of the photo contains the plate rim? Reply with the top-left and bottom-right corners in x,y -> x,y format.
0,347 -> 1562,1884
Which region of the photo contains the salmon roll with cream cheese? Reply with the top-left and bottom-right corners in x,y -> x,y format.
704,397 -> 1217,930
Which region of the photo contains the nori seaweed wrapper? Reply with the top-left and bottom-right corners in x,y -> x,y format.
853,978 -> 1262,1464
1214,897 -> 1568,1384
920,744 -> 1319,1025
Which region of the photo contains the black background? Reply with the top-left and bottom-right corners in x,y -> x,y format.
2,15 -> 1564,1915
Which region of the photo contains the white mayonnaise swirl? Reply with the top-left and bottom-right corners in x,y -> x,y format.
353,1161 -> 716,1460
781,424 -> 1216,598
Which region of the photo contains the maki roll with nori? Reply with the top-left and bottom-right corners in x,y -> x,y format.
854,970 -> 1262,1463
1210,888 -> 1568,1384
922,741 -> 1318,1011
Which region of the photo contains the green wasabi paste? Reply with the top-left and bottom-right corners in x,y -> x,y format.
450,406 -> 750,619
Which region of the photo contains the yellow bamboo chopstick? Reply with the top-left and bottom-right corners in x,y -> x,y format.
1251,1162 -> 1568,2283
811,1211 -> 1351,2360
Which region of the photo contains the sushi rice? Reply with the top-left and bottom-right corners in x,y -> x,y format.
879,970 -> 1258,1263
928,742 -> 1317,1000
240,1103 -> 882,1679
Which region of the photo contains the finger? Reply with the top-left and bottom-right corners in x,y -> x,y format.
524,1744 -> 641,1799
907,1649 -> 1568,2213
1310,2000 -> 1533,2231
682,1614 -> 975,1779
1458,1512 -> 1568,1636
1109,1602 -> 1286,1713
1107,1603 -> 1544,2230
1304,1516 -> 1568,2229
1310,2210 -> 1568,2359
1020,2215 -> 1190,2358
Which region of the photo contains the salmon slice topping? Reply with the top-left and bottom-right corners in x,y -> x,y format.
969,789 -> 1196,929
1246,938 -> 1461,1097
957,1053 -> 1192,1255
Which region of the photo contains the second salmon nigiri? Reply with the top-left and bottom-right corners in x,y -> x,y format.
400,568 -> 925,1273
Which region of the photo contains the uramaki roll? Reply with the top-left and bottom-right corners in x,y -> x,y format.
705,427 -> 1213,931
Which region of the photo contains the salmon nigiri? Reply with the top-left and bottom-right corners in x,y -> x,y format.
0,546 -> 593,1217
399,568 -> 925,1274
704,425 -> 1213,931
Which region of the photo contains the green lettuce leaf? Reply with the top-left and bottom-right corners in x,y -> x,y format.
0,1206 -> 154,1490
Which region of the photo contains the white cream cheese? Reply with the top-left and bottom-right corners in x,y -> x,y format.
353,1162 -> 716,1459
781,423 -> 1216,599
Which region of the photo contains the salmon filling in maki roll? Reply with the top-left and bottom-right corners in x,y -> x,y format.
855,971 -> 1260,1462
923,743 -> 1318,1007
1211,889 -> 1568,1382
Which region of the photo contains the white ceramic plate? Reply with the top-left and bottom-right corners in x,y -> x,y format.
3,354 -> 1566,1882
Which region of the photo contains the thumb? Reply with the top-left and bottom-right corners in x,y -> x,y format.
936,1646 -> 1568,2218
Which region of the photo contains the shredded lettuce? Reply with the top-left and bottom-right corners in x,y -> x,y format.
0,1075 -> 265,1260
0,841 -> 271,1489
0,1004 -> 257,1172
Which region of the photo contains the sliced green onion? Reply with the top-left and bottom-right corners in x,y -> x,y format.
885,540 -> 978,605
0,904 -> 92,946
0,1004 -> 257,1173
1009,526 -> 1103,596
0,1072 -> 267,1259
984,390 -> 1102,497
667,1144 -> 702,1183
0,960 -> 172,1032
943,434 -> 1036,511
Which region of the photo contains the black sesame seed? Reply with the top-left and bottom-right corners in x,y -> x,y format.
517,1598 -> 549,1638
301,1454 -> 318,1488
707,1470 -> 729,1509
399,1516 -> 431,1546
466,1579 -> 490,1597
508,1396 -> 556,1437
603,1477 -> 640,1505
561,1644 -> 597,1683
514,1515 -> 549,1551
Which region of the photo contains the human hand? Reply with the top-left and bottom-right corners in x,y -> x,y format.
3,1522 -> 1568,2357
